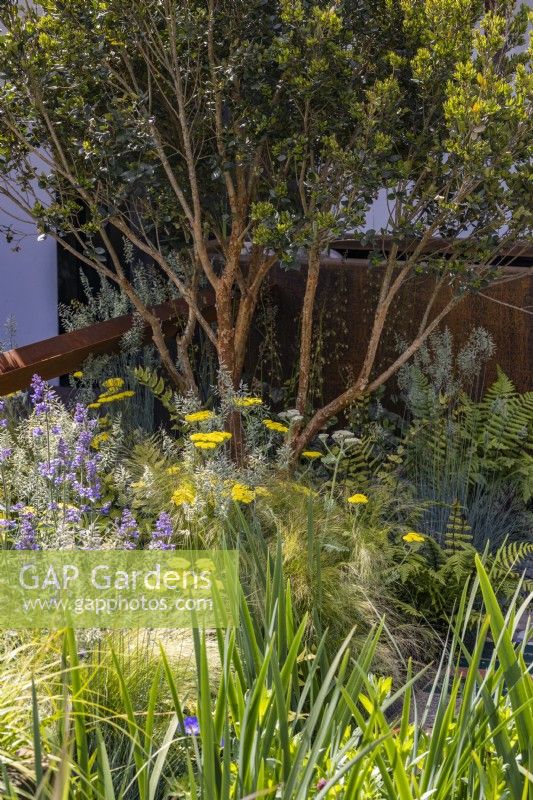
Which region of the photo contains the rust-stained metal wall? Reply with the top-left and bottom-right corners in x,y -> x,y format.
258,266 -> 532,402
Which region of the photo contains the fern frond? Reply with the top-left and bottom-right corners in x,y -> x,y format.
444,500 -> 473,554
492,540 -> 533,573
134,367 -> 177,418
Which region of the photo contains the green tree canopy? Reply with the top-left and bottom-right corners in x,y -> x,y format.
0,0 -> 531,454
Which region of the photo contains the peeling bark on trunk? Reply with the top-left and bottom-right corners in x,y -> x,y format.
296,245 -> 321,415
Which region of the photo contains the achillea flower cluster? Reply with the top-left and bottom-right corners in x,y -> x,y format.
184,410 -> 214,423
103,377 -> 124,392
263,419 -> 288,433
347,493 -> 368,505
172,484 -> 196,506
91,432 -> 110,450
88,378 -> 135,408
95,391 -> 135,405
403,531 -> 425,543
190,431 -> 232,450
302,450 -> 322,459
234,397 -> 263,408
231,483 -> 256,504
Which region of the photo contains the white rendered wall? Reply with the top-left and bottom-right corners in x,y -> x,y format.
0,197 -> 58,348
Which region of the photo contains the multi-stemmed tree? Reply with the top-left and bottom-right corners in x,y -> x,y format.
0,0 -> 531,456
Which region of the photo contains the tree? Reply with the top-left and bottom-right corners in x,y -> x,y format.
0,0 -> 531,457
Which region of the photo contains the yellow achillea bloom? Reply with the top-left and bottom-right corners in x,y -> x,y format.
263,419 -> 289,433
172,484 -> 196,506
231,483 -> 255,503
302,450 -> 322,459
347,493 -> 368,504
167,465 -> 180,474
91,432 -> 110,450
88,402 -> 101,409
190,431 -> 232,445
102,377 -> 124,391
194,441 -> 217,450
403,532 -> 425,543
184,410 -> 214,423
97,390 -> 135,404
234,397 -> 263,408
72,371 -> 83,379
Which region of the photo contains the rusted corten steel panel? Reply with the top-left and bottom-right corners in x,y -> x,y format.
1,237 -> 531,397
265,264 -> 533,398
0,294 -> 216,396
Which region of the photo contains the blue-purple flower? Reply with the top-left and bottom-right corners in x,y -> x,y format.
150,512 -> 175,550
30,374 -> 52,416
117,508 -> 140,549
180,716 -> 200,736
14,513 -> 39,550
0,447 -> 13,464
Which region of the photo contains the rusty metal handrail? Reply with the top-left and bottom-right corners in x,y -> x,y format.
0,293 -> 216,396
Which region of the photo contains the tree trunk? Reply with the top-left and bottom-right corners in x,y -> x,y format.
296,244 -> 321,415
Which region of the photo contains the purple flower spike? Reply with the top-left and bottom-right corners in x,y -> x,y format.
150,512 -> 175,550
30,375 -> 52,416
65,507 -> 82,524
118,508 -> 140,549
0,447 -> 13,464
14,514 -> 39,550
74,404 -> 88,424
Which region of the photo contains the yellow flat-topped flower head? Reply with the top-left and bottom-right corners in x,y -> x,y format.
234,397 -> 263,408
194,441 -> 217,450
403,532 -> 425,543
72,371 -> 83,379
97,390 -> 134,404
189,431 -> 232,446
302,450 -> 322,459
91,432 -> 110,450
102,377 -> 124,391
172,485 -> 196,506
263,419 -> 289,433
184,410 -> 214,423
231,483 -> 255,504
347,493 -> 368,505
